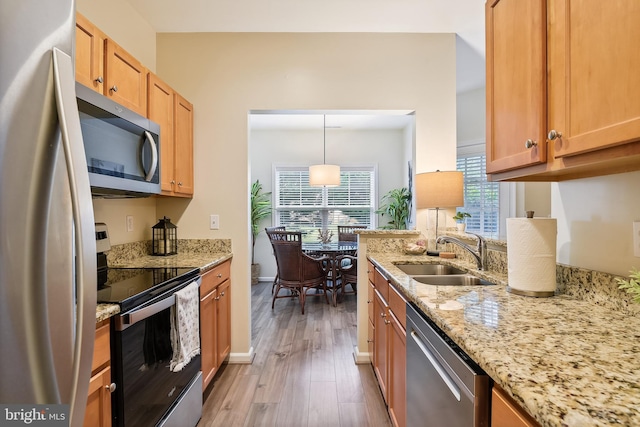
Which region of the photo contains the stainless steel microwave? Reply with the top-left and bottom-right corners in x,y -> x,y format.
76,83 -> 160,197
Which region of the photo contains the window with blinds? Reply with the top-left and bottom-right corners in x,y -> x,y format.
456,154 -> 499,235
275,167 -> 374,239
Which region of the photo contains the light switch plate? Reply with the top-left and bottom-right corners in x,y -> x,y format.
210,214 -> 220,230
634,221 -> 640,257
126,215 -> 134,232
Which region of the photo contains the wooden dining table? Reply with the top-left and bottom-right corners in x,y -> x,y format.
302,240 -> 358,305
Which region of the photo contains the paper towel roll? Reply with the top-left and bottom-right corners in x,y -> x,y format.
506,218 -> 557,297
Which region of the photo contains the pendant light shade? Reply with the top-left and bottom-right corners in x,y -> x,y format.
309,115 -> 340,187
309,164 -> 340,187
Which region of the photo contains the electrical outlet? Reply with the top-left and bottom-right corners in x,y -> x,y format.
126,215 -> 134,232
634,221 -> 640,257
210,214 -> 220,230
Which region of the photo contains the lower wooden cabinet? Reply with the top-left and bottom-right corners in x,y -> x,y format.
200,260 -> 232,391
492,384 -> 540,427
368,259 -> 406,427
84,319 -> 114,427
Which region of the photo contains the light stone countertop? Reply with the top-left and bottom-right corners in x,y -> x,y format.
368,253 -> 640,427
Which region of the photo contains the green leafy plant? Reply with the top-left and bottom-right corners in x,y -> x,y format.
453,211 -> 471,223
615,267 -> 640,304
376,187 -> 412,230
251,179 -> 272,264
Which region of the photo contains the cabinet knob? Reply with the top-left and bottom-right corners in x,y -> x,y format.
105,383 -> 116,393
380,312 -> 386,318
170,180 -> 176,185
220,292 -> 225,297
367,339 -> 373,343
217,273 -> 222,278
178,182 -> 183,186
95,76 -> 103,84
367,299 -> 372,304
384,319 -> 391,325
547,129 -> 563,141
214,296 -> 220,301
524,139 -> 537,149
110,85 -> 118,92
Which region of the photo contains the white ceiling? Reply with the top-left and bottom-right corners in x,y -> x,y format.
249,111 -> 414,131
123,0 -> 486,130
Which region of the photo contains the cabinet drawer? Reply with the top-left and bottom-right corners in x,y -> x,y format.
492,385 -> 539,427
368,281 -> 375,322
374,268 -> 389,302
91,320 -> 110,373
388,284 -> 407,330
200,261 -> 230,296
367,259 -> 375,284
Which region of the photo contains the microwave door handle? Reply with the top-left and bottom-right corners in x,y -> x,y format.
142,131 -> 158,182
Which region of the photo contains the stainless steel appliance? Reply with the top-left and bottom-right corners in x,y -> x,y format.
76,82 -> 161,198
96,225 -> 202,427
0,2 -> 97,426
406,302 -> 490,427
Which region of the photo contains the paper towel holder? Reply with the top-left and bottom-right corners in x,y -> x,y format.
507,287 -> 556,298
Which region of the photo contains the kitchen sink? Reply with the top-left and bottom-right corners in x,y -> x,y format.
412,274 -> 495,286
395,263 -> 466,276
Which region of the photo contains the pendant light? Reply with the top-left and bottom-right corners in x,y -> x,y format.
309,115 -> 340,187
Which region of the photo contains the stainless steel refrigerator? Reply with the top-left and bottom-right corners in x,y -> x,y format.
0,1 -> 97,427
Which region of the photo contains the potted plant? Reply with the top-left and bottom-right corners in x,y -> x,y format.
376,187 -> 412,229
251,179 -> 272,285
453,211 -> 471,232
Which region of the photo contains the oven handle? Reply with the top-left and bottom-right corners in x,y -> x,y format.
410,330 -> 461,402
116,277 -> 201,331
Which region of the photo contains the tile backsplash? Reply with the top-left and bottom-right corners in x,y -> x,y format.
105,239 -> 231,265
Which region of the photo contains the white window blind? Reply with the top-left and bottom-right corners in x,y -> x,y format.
456,154 -> 499,235
275,167 -> 374,239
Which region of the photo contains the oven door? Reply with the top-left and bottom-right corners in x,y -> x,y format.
111,280 -> 201,427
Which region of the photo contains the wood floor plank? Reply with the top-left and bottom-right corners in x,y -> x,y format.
243,403 -> 279,427
207,374 -> 260,427
308,381 -> 340,427
200,281 -> 390,427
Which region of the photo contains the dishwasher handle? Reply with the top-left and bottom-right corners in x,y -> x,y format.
410,330 -> 461,402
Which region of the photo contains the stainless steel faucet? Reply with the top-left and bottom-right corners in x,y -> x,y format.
436,232 -> 487,271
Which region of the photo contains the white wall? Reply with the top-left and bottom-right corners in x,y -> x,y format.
554,171 -> 640,276
155,32 -> 458,357
250,126 -> 410,279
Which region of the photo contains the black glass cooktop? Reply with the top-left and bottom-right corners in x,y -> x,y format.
97,267 -> 199,312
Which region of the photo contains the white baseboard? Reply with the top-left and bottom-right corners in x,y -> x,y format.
353,346 -> 371,365
228,346 -> 255,364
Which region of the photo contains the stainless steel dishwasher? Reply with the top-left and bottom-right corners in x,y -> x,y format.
406,302 -> 490,426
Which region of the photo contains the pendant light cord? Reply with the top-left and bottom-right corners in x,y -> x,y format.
323,114 -> 326,164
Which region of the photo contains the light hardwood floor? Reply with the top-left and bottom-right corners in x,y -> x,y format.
198,281 -> 392,427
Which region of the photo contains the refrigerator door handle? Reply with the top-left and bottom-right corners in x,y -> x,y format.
52,47 -> 97,427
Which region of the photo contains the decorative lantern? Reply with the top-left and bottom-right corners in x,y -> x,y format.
152,216 -> 178,256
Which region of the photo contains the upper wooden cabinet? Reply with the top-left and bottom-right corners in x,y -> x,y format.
148,79 -> 194,198
75,13 -> 105,93
173,93 -> 194,196
486,0 -> 640,181
104,39 -> 147,116
75,14 -> 147,116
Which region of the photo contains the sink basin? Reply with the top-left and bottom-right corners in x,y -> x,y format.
412,274 -> 495,286
395,264 -> 466,276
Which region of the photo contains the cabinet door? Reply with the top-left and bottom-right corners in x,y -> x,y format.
373,289 -> 389,403
83,366 -> 112,427
104,39 -> 147,116
486,0 -> 547,173
200,288 -> 217,391
492,385 -> 539,427
215,279 -> 231,366
75,13 -> 105,93
147,73 -> 176,193
173,93 -> 194,196
551,1 -> 640,158
388,311 -> 406,427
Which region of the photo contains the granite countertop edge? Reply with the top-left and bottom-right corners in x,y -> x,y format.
368,252 -> 640,427
96,251 -> 233,323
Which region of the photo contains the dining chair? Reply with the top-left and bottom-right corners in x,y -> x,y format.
336,254 -> 358,299
266,230 -> 330,314
265,226 -> 286,294
337,225 -> 367,242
